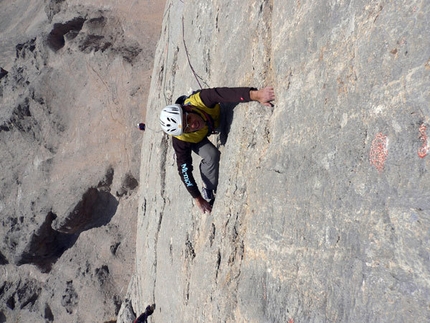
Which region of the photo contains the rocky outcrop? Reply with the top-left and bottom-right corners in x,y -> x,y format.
123,0 -> 430,322
0,0 -> 165,322
2,0 -> 430,322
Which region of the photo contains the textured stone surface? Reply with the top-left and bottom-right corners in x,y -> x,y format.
2,0 -> 430,322
128,0 -> 430,322
0,0 -> 164,322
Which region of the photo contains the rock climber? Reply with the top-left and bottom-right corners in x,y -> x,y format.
159,86 -> 275,214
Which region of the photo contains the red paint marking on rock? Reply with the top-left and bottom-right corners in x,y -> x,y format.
418,124 -> 428,158
369,132 -> 388,173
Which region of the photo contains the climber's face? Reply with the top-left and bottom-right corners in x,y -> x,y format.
183,109 -> 205,133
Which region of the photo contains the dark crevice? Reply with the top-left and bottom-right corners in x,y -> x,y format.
0,250 -> 8,265
0,98 -> 31,133
47,17 -> 86,52
16,212 -> 79,273
61,281 -> 78,314
0,68 -> 8,79
95,265 -> 110,286
17,168 -> 118,273
16,38 -> 36,59
52,187 -> 119,234
215,249 -> 221,280
116,172 -> 138,197
44,303 -> 54,322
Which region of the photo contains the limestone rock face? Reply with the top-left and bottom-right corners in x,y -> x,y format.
0,0 -> 164,322
126,1 -> 430,322
2,0 -> 430,322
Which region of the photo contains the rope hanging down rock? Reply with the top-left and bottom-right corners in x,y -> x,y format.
181,15 -> 208,89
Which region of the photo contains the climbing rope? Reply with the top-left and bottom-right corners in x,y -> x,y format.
181,15 -> 208,89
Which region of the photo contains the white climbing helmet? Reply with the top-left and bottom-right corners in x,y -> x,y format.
159,104 -> 184,136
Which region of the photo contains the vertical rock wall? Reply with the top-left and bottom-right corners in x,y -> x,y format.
130,0 -> 430,322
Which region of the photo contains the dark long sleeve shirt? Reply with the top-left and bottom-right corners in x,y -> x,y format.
172,87 -> 255,198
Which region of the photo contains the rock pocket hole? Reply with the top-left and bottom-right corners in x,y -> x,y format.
47,17 -> 86,51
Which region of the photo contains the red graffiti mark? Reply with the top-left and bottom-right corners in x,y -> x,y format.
418,124 -> 428,158
288,319 -> 294,323
369,132 -> 388,173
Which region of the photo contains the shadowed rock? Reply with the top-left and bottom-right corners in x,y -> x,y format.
15,212 -> 78,273
0,68 -> 8,79
52,188 -> 118,234
47,17 -> 86,52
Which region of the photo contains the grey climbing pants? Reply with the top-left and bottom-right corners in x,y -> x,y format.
192,138 -> 220,192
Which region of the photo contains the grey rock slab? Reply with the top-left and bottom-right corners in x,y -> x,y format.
130,0 -> 430,322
